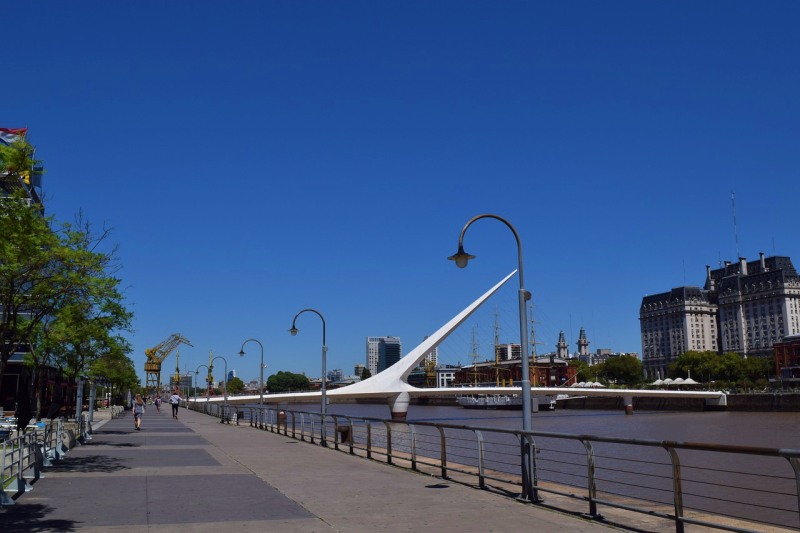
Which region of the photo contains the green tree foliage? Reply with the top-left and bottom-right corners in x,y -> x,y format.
267,371 -> 310,393
226,376 -> 245,395
1,140 -> 134,410
596,355 -> 643,386
568,359 -> 591,382
670,350 -> 773,388
360,367 -> 371,380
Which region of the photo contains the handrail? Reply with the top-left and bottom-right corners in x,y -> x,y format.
200,405 -> 800,532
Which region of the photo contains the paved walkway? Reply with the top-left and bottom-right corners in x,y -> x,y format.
2,405 -> 619,532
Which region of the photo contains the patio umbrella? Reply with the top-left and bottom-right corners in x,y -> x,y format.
672,377 -> 685,385
651,379 -> 664,386
682,377 -> 699,385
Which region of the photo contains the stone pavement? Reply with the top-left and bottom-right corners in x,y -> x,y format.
1,405 -> 619,532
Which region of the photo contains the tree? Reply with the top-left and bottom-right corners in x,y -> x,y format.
670,350 -> 719,382
33,215 -> 133,416
569,359 -> 591,382
226,376 -> 245,395
1,138 -> 134,414
267,371 -> 310,393
596,355 -> 643,386
360,367 -> 371,380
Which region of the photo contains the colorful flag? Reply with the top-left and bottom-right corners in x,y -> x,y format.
0,127 -> 28,145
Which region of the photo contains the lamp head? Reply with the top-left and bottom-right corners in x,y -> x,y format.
289,326 -> 299,336
238,349 -> 245,357
447,245 -> 475,269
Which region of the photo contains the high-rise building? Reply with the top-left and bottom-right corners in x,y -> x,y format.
640,253 -> 800,379
422,336 -> 438,366
366,336 -> 402,374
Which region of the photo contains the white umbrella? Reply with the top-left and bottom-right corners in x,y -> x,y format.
590,382 -> 606,388
672,377 -> 685,385
651,379 -> 664,386
682,377 -> 699,385
662,378 -> 674,385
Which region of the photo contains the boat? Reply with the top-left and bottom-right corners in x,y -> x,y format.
456,392 -> 557,410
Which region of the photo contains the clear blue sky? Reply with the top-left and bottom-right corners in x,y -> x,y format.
5,2 -> 799,384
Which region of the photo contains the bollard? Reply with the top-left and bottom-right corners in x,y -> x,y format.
338,426 -> 351,444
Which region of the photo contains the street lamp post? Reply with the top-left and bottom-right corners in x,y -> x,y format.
195,365 -> 210,404
448,213 -> 539,502
238,338 -> 264,410
211,356 -> 229,422
290,308 -> 328,447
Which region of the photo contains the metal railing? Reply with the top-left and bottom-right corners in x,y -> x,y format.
1,407 -> 122,506
185,404 -> 800,533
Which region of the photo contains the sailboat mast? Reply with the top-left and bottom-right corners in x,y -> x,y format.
494,307 -> 500,386
472,326 -> 478,386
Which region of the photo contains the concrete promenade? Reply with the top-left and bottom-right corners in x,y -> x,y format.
2,405 -> 618,532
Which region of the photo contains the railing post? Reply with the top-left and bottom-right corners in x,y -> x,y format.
475,430 -> 485,489
580,439 -> 600,519
409,424 -> 417,471
347,418 -> 354,455
1,440 -> 15,505
16,434 -> 33,495
664,445 -> 685,533
366,422 -> 372,460
436,426 -> 448,479
383,421 -> 393,465
788,456 -> 800,529
519,433 -> 541,503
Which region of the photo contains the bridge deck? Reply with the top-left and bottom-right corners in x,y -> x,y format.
2,406 -> 618,532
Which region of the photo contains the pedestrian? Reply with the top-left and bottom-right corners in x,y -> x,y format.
169,390 -> 181,419
154,396 -> 161,412
132,394 -> 145,430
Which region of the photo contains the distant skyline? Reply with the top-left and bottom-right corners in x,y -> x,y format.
5,2 -> 798,383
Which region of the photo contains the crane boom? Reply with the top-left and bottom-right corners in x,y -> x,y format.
144,333 -> 192,394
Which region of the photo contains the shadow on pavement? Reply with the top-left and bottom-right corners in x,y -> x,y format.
48,455 -> 129,473
2,503 -> 81,532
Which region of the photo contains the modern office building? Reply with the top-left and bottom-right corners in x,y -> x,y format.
366,336 -> 402,375
640,253 -> 800,379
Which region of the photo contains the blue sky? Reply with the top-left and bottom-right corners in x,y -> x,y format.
5,2 -> 799,384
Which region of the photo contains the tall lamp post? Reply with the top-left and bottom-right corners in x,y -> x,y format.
238,338 -> 264,409
211,356 -> 229,420
448,213 -> 539,502
290,308 -> 328,447
195,365 -> 210,403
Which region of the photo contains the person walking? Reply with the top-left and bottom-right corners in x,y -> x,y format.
169,390 -> 181,419
154,396 -> 161,412
132,394 -> 145,430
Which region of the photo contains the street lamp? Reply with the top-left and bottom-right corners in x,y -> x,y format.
211,356 -> 229,421
448,213 -> 539,502
195,365 -> 210,403
290,308 -> 328,447
238,338 -> 264,409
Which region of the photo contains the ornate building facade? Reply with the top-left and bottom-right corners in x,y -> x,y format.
640,253 -> 800,379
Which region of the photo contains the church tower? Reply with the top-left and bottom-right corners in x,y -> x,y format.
577,327 -> 590,357
556,331 -> 569,359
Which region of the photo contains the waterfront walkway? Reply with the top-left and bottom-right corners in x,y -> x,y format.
1,406 -> 618,532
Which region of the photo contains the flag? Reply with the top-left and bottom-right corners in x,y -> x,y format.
0,127 -> 28,145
